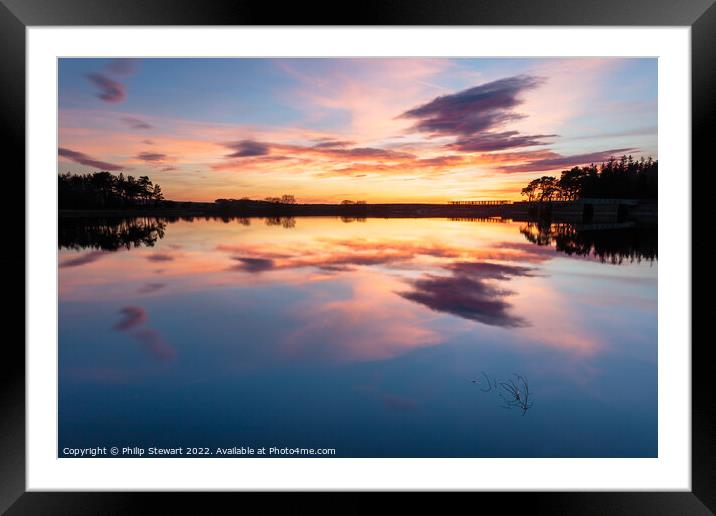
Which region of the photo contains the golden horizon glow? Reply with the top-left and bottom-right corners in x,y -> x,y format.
58,58 -> 657,203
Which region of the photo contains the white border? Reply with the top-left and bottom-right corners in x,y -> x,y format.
27,27 -> 690,491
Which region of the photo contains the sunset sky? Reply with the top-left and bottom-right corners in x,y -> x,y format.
58,58 -> 657,203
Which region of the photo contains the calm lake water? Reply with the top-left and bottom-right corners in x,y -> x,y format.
58,216 -> 657,458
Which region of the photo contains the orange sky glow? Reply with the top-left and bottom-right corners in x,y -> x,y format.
58,58 -> 657,203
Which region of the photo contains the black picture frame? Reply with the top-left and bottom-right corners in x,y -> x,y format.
2,0 -> 710,513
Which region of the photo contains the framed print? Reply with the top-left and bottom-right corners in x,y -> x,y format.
3,0 -> 712,513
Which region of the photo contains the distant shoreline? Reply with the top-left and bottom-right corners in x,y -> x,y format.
59,199 -> 657,223
59,202 -> 509,218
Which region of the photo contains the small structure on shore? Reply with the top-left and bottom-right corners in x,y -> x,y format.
448,200 -> 512,206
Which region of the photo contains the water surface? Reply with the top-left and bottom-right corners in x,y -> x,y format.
59,216 -> 657,457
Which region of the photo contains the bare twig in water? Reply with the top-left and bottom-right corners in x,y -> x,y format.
473,372 -> 533,415
471,371 -> 497,393
483,371 -> 495,392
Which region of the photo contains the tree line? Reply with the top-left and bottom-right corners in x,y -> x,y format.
520,155 -> 657,202
59,171 -> 164,209
215,195 -> 296,206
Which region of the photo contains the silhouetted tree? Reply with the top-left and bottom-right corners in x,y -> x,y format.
59,171 -> 165,209
264,195 -> 297,204
521,176 -> 562,202
152,184 -> 164,205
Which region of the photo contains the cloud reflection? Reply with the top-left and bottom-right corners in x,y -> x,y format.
131,328 -> 176,360
138,282 -> 167,294
113,305 -> 175,361
59,250 -> 108,268
283,275 -> 441,363
58,217 -> 649,362
400,262 -> 535,327
113,306 -> 147,330
231,257 -> 275,273
219,236 -> 554,277
146,252 -> 175,262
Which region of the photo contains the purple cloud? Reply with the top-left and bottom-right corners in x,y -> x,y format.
312,139 -> 356,149
399,75 -> 544,137
449,131 -> 556,152
225,140 -> 271,158
222,140 -> 414,162
122,116 -> 153,130
86,73 -> 126,103
136,151 -> 166,162
58,147 -> 123,171
502,148 -> 637,173
319,147 -> 415,159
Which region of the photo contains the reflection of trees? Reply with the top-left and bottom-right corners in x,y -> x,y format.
520,222 -> 657,264
59,214 -> 301,251
519,219 -> 555,246
265,216 -> 296,228
449,217 -> 505,223
59,217 -> 167,251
